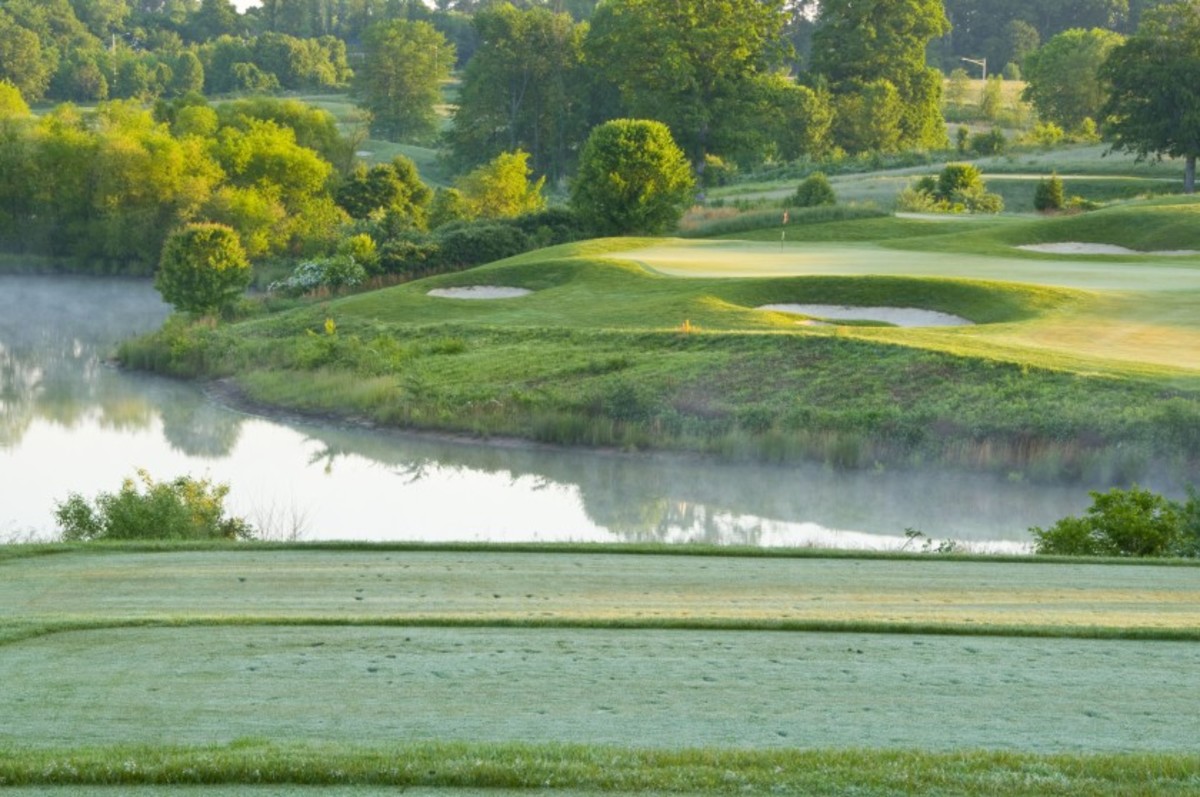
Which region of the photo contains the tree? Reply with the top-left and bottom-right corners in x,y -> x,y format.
811,0 -> 950,152
336,155 -> 432,226
570,119 -> 694,236
759,75 -> 834,161
1101,2 -> 1200,193
1023,28 -> 1124,130
0,82 -> 33,242
584,0 -> 789,168
979,75 -> 1004,121
448,4 -> 589,182
187,0 -> 242,42
456,149 -> 546,219
356,20 -> 453,143
1034,172 -> 1065,211
0,12 -> 54,102
155,222 -> 252,315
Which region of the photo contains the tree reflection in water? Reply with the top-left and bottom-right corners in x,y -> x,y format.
2,274 -> 1095,548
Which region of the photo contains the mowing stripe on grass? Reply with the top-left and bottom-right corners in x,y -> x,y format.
5,549 -> 1199,635
2,626 -> 1198,753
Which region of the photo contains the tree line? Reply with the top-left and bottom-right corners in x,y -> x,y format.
1,0 -> 1198,277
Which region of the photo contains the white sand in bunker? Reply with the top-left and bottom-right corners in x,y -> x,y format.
427,286 -> 532,299
758,304 -> 972,327
1019,242 -> 1200,256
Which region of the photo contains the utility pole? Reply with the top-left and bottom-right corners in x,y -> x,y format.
961,57 -> 987,81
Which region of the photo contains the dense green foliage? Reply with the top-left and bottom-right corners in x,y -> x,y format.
454,150 -> 547,220
571,119 -> 695,235
448,4 -> 588,181
54,469 -> 253,542
1032,485 -> 1200,557
1023,27 -> 1124,130
811,0 -> 950,152
355,20 -> 453,143
1035,173 -> 1067,211
154,222 -> 251,314
585,0 -> 788,167
1101,2 -> 1200,193
935,0 -> 1135,71
0,96 -> 353,272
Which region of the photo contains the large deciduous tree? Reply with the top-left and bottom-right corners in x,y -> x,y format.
448,4 -> 588,183
1023,28 -> 1124,130
155,222 -> 252,315
811,0 -> 950,152
570,119 -> 695,236
0,12 -> 54,102
584,0 -> 789,169
1101,1 -> 1200,193
356,19 -> 453,143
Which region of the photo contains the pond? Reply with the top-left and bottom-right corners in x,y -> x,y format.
0,275 -> 1096,550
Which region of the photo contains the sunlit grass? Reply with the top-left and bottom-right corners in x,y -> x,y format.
4,548 -> 1199,632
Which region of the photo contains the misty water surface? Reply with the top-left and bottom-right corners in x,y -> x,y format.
0,275 -> 1097,549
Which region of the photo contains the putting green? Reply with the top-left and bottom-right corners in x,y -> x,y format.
608,239 -> 1200,377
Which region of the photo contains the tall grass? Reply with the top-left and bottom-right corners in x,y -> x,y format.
1,743 -> 1197,794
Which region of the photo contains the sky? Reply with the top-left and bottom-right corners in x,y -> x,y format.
233,0 -> 261,11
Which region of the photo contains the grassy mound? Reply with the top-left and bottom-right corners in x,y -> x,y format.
119,209 -> 1200,480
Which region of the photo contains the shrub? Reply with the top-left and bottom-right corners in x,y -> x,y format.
1030,485 -> 1186,557
268,255 -> 366,296
701,154 -> 738,188
55,470 -> 254,542
155,223 -> 251,316
338,233 -> 379,274
969,128 -> 1006,156
898,164 -> 1003,214
1034,173 -> 1065,212
433,222 -> 530,267
789,172 -> 837,208
378,237 -> 441,275
509,207 -> 588,247
1025,121 -> 1065,147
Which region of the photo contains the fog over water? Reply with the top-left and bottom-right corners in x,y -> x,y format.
0,275 -> 1098,549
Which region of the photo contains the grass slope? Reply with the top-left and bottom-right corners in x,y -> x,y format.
118,196 -> 1200,482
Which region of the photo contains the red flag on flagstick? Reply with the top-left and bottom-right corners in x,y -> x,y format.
782,210 -> 789,225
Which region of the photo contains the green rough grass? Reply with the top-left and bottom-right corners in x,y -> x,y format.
3,744 -> 1198,795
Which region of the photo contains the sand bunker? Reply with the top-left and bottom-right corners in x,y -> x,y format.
427,286 -> 532,299
1018,242 -> 1200,256
758,304 -> 972,327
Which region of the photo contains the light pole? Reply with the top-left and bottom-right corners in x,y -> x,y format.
961,57 -> 987,81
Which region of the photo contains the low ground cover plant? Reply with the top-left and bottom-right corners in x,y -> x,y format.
54,470 -> 254,542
